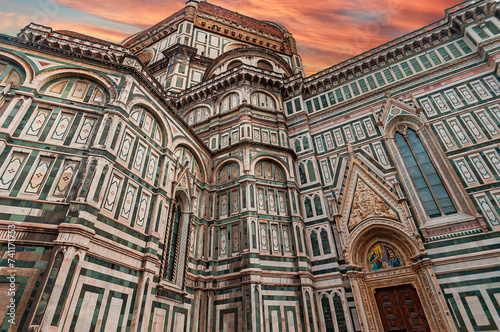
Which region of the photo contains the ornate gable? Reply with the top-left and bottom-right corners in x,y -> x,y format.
378,93 -> 419,128
338,156 -> 406,237
175,163 -> 193,200
348,178 -> 399,231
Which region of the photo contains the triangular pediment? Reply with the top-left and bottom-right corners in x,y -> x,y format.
338,158 -> 401,233
379,95 -> 419,127
347,177 -> 399,231
175,166 -> 192,199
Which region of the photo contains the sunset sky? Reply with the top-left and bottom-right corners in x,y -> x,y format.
0,0 -> 461,75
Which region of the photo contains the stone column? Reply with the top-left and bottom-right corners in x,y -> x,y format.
414,259 -> 458,332
347,270 -> 377,332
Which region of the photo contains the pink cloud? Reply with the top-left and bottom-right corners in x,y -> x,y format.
3,0 -> 462,75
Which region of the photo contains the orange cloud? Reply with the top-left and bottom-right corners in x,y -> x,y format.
1,0 -> 461,75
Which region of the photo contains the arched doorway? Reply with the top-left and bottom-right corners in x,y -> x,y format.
347,224 -> 456,332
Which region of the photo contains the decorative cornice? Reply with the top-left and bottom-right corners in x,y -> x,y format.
18,23 -> 132,63
173,64 -> 284,109
202,46 -> 294,81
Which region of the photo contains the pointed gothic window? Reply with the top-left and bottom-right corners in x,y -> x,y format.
395,128 -> 457,218
310,232 -> 320,256
321,296 -> 335,331
321,229 -> 331,255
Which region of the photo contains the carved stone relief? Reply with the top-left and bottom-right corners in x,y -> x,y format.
348,179 -> 399,231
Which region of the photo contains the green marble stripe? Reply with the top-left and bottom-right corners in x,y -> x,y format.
311,257 -> 339,266
96,214 -> 147,242
313,268 -> 339,275
3,137 -> 87,155
427,242 -> 500,259
439,275 -> 500,289
437,265 -> 500,280
85,255 -> 140,277
263,295 -> 301,301
79,267 -> 139,289
100,290 -> 128,332
213,296 -> 242,305
92,227 -> 149,254
424,231 -> 500,249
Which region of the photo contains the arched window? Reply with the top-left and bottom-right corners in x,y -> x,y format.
51,256 -> 79,326
174,146 -> 202,182
333,293 -> 348,331
165,200 -> 183,282
218,163 -> 240,184
110,123 -> 121,149
220,93 -> 240,113
0,59 -> 26,87
310,232 -> 320,256
395,128 -> 457,218
41,77 -> 109,106
129,106 -> 164,144
185,106 -> 210,125
250,91 -> 276,110
320,229 -> 331,255
80,160 -> 97,197
255,160 -> 284,181
93,165 -> 108,202
252,221 -> 257,249
305,292 -> 315,332
255,289 -> 261,328
257,60 -> 273,71
98,118 -> 112,145
321,296 -> 335,331
227,60 -> 243,71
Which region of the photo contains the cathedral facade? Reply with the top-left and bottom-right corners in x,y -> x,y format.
0,0 -> 500,331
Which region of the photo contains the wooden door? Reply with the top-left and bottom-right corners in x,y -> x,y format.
375,284 -> 430,332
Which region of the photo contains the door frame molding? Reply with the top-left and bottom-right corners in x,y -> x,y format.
345,223 -> 457,332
